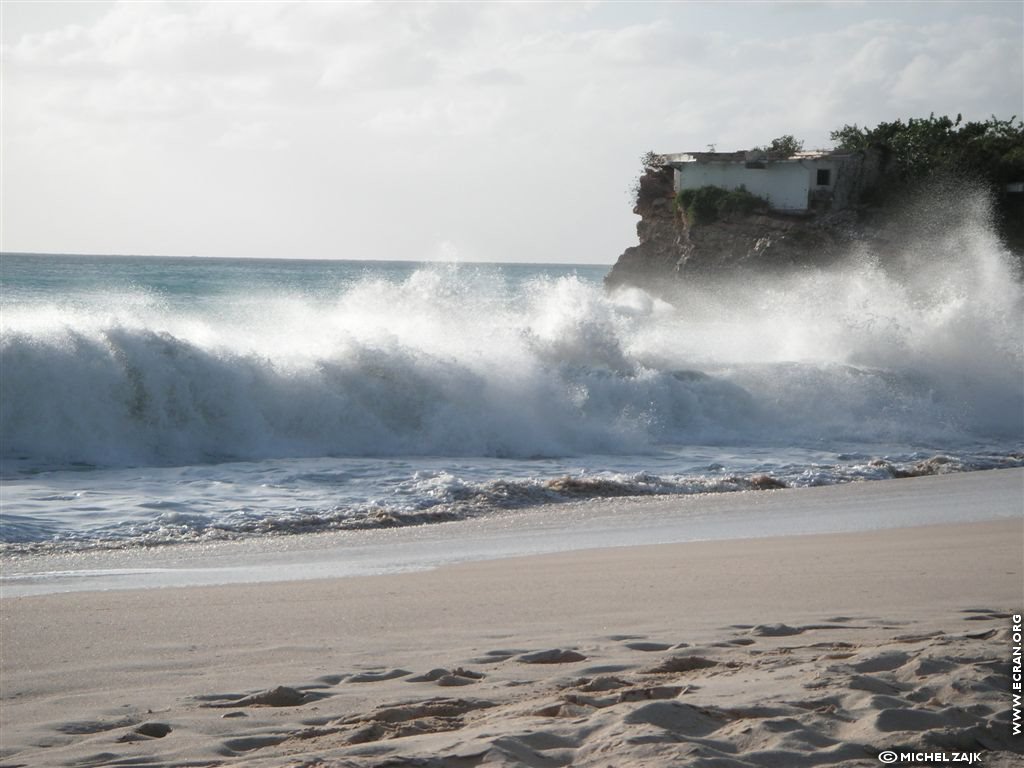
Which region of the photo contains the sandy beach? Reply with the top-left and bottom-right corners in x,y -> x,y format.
5,3 -> 1024,767
2,472 -> 1023,767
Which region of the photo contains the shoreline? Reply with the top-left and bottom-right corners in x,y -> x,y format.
1,514 -> 1021,766
2,468 -> 1022,597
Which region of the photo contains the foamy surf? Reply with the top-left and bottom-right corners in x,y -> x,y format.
2,450 -> 1021,554
3,260 -> 1019,466
1,219 -> 1022,552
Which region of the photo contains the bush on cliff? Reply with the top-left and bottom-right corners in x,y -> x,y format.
631,151 -> 672,207
830,113 -> 1024,252
675,185 -> 769,226
755,135 -> 804,157
830,114 -> 1024,186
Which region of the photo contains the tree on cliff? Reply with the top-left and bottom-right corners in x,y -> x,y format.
757,135 -> 804,157
830,114 -> 1024,250
632,151 -> 672,208
830,114 -> 1024,186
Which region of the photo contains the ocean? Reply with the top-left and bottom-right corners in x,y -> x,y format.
1,242 -> 1022,557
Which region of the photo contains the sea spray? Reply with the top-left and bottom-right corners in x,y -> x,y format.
2,220 -> 1022,468
1,210 -> 1022,550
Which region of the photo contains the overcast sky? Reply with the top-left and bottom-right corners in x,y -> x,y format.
2,1 -> 1022,264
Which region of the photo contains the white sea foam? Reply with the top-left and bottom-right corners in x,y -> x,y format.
1,229 -> 1021,470
1,207 -> 1022,550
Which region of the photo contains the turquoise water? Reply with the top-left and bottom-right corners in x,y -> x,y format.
1,253 -> 608,306
1,251 -> 1021,552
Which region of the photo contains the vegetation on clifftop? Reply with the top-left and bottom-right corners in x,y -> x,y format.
754,135 -> 804,157
830,114 -> 1024,187
675,186 -> 769,226
634,114 -> 1024,250
830,114 -> 1024,250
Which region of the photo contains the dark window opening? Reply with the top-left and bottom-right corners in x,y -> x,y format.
816,168 -> 831,186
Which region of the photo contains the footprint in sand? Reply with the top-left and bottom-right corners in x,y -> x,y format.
873,706 -> 981,733
623,641 -> 674,652
712,637 -> 756,647
847,650 -> 912,674
616,685 -> 687,702
964,628 -> 998,640
961,608 -> 1012,621
116,722 -> 172,742
643,655 -> 719,674
891,631 -> 944,643
845,674 -> 906,695
467,649 -> 528,664
621,700 -> 729,737
54,717 -> 138,735
517,649 -> 587,664
347,669 -> 411,683
579,663 -> 633,675
406,668 -> 485,686
221,734 -> 288,753
573,675 -> 631,692
537,683 -> 689,717
314,673 -> 347,685
749,623 -> 806,637
201,686 -> 317,708
339,698 -> 497,745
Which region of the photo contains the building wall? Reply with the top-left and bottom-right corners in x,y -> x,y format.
828,153 -> 870,210
675,161 -> 823,211
671,151 -> 881,213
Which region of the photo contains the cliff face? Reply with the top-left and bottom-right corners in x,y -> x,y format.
605,166 -> 865,294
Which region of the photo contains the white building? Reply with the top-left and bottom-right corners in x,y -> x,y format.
663,150 -> 871,213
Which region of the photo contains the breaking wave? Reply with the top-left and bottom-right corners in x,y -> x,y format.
2,220 -> 1022,470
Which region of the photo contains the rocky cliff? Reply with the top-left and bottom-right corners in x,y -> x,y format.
605,161 -> 1024,296
605,166 -> 869,295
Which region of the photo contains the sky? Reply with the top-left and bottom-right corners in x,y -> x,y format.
2,1 -> 1022,265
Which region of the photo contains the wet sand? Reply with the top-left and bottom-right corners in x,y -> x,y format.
1,474 -> 1022,767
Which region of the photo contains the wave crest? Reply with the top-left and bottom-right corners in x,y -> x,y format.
2,240 -> 1022,468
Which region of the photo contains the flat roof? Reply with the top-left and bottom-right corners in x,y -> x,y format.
662,149 -> 851,164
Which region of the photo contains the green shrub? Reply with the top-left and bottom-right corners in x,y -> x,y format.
754,135 -> 804,157
830,113 -> 1024,253
830,114 -> 1024,186
675,185 -> 769,225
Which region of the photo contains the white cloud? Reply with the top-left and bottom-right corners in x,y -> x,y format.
890,53 -> 943,103
584,20 -> 683,67
2,1 -> 1021,263
365,94 -> 507,137
214,120 -> 291,151
463,68 -> 526,87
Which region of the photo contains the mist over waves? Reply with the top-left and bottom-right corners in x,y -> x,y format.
2,208 -> 1020,471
